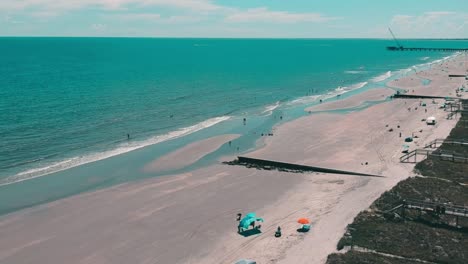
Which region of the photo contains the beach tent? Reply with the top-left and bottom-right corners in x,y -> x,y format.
426,116 -> 436,125
239,217 -> 264,230
245,212 -> 256,218
235,259 -> 256,264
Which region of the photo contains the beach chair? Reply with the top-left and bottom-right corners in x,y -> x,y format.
302,224 -> 311,232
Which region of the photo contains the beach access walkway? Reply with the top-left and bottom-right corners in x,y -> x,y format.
400,137 -> 468,163
403,199 -> 468,218
386,199 -> 468,227
400,148 -> 468,163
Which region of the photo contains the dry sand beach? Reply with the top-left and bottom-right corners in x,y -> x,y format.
0,55 -> 467,264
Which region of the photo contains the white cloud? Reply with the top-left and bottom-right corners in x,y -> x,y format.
390,11 -> 468,38
424,11 -> 455,16
0,0 -> 223,12
165,15 -> 202,24
115,13 -> 161,21
3,15 -> 23,24
91,23 -> 107,31
225,7 -> 339,24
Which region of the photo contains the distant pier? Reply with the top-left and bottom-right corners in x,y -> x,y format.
387,46 -> 468,52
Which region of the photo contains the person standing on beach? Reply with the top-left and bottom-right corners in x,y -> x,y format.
275,226 -> 282,237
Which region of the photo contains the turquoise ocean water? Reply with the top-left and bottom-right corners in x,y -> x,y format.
0,38 -> 466,214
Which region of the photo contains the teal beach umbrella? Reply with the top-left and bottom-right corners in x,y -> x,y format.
239,217 -> 264,229
245,212 -> 256,218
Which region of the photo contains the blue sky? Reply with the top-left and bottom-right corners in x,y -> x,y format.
1,0 -> 467,38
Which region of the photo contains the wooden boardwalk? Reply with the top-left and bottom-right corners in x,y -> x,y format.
400,148 -> 468,163
385,199 -> 468,227
424,138 -> 468,149
400,149 -> 433,163
403,199 -> 468,218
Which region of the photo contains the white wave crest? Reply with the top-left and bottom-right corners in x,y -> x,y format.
262,101 -> 281,114
0,116 -> 230,187
287,95 -> 321,106
344,70 -> 367,74
371,71 -> 392,82
340,82 -> 368,91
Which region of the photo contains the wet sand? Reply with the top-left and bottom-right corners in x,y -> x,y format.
143,134 -> 240,173
0,55 -> 467,264
305,88 -> 395,112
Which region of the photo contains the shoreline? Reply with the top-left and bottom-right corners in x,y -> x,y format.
143,134 -> 240,173
0,54 -> 466,263
1,53 -> 457,188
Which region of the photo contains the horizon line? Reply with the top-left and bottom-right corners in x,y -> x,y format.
1,36 -> 468,40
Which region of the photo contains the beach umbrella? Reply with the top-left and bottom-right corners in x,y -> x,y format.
235,259 -> 256,264
297,218 -> 310,225
239,217 -> 264,229
245,212 -> 256,218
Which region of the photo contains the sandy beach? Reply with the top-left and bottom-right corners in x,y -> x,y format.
0,55 -> 467,264
305,88 -> 395,113
143,134 -> 240,173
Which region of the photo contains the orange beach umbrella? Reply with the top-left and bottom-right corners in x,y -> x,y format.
297,218 -> 310,225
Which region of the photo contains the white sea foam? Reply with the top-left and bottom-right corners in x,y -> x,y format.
288,53 -> 460,109
344,70 -> 367,74
341,82 -> 368,91
420,57 -> 430,61
0,116 -> 230,187
287,95 -> 321,106
398,53 -> 460,75
262,101 -> 281,114
371,71 -> 392,82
